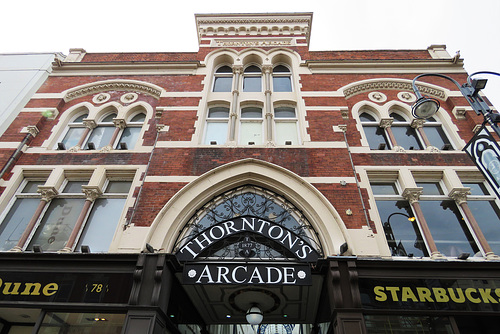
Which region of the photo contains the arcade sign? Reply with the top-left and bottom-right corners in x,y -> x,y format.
183,263 -> 312,285
175,216 -> 320,263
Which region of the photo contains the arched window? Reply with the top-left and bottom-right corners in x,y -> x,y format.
240,106 -> 263,145
116,112 -> 146,150
204,106 -> 230,145
86,113 -> 117,150
359,111 -> 390,150
272,65 -> 292,92
274,106 -> 298,145
243,65 -> 262,92
390,112 -> 423,150
213,65 -> 233,92
173,185 -> 323,261
423,116 -> 453,150
58,113 -> 88,150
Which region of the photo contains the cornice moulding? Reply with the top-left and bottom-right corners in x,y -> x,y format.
343,80 -> 446,99
52,62 -> 201,73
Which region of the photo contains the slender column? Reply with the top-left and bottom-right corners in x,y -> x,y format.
101,118 -> 126,152
60,186 -> 102,252
411,118 -> 439,152
10,187 -> 58,251
449,188 -> 500,260
229,65 -> 242,143
402,188 -> 445,259
263,65 -> 274,145
379,118 -> 398,149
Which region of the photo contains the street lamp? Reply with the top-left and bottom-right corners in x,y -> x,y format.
411,72 -> 500,138
383,212 -> 418,257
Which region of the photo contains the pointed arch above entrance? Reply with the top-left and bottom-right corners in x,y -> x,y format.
146,159 -> 351,257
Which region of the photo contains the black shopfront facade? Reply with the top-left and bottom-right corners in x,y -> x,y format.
1,252 -> 500,334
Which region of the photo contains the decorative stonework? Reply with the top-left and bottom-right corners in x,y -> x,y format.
449,188 -> 471,205
68,145 -> 81,152
113,118 -> 127,129
38,186 -> 58,202
368,92 -> 387,103
411,119 -> 426,129
426,146 -> 440,153
344,81 -> 446,99
402,188 -> 423,204
379,118 -> 393,128
120,92 -> 138,104
398,91 -> 416,102
82,186 -> 103,202
393,146 -> 406,153
92,93 -> 111,104
26,125 -> 40,137
214,39 -> 292,47
65,81 -> 162,102
83,119 -> 97,129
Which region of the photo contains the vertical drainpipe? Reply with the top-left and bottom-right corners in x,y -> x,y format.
0,126 -> 39,180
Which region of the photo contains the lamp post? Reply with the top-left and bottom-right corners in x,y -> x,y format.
383,212 -> 418,257
411,71 -> 500,139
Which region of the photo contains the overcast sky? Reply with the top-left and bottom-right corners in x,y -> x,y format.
1,0 -> 499,107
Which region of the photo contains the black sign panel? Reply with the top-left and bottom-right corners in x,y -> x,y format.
360,278 -> 500,312
183,263 -> 312,285
0,272 -> 133,304
464,125 -> 500,199
176,216 -> 319,263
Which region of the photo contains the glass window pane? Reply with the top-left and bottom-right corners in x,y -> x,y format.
204,122 -> 228,145
61,127 -> 86,148
28,198 -> 86,252
106,181 -> 131,193
63,181 -> 85,193
208,107 -> 229,118
467,200 -> 500,254
240,122 -> 262,145
371,183 -> 398,195
273,76 -> 292,92
359,113 -> 376,122
276,122 -> 298,145
87,126 -> 115,149
420,200 -> 478,256
38,312 -> 125,334
376,200 -> 427,257
243,77 -> 261,92
363,125 -> 390,150
462,182 -> 489,195
241,108 -> 262,118
244,65 -> 261,73
213,77 -> 232,92
77,198 -> 126,253
364,315 -> 453,334
416,182 -> 444,195
0,198 -> 39,251
22,181 -> 44,193
117,127 -> 141,150
101,114 -> 116,122
274,107 -> 295,118
390,113 -> 407,122
273,65 -> 289,73
130,113 -> 145,122
73,114 -> 88,123
391,126 -> 423,150
424,126 -> 452,149
216,66 -> 232,73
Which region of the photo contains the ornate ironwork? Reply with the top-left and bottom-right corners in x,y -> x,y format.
173,185 -> 323,261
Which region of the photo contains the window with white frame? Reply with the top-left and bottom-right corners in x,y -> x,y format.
213,65 -> 233,92
0,180 -> 45,251
371,181 -> 428,257
274,106 -> 299,145
0,175 -> 132,253
242,65 -> 262,92
59,113 -> 88,150
462,181 -> 500,254
390,111 -> 424,150
116,112 -> 146,150
359,111 -> 390,150
239,107 -> 263,145
422,116 -> 453,150
416,181 -> 479,257
204,106 -> 230,145
272,65 -> 292,92
86,112 -> 116,150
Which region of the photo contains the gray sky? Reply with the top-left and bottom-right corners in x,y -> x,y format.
2,0 -> 499,107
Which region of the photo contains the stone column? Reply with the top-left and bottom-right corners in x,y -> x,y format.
411,119 -> 439,152
10,187 -> 58,251
60,186 -> 102,252
379,118 -> 398,150
402,188 -> 445,259
229,65 -> 243,143
263,65 -> 274,146
69,119 -> 96,152
449,188 -> 500,260
101,118 -> 126,152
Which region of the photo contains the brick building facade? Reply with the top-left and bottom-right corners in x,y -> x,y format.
0,12 -> 498,334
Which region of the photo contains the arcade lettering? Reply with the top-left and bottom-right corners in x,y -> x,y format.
176,216 -> 318,262
374,286 -> 500,304
183,263 -> 311,285
0,277 -> 58,297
